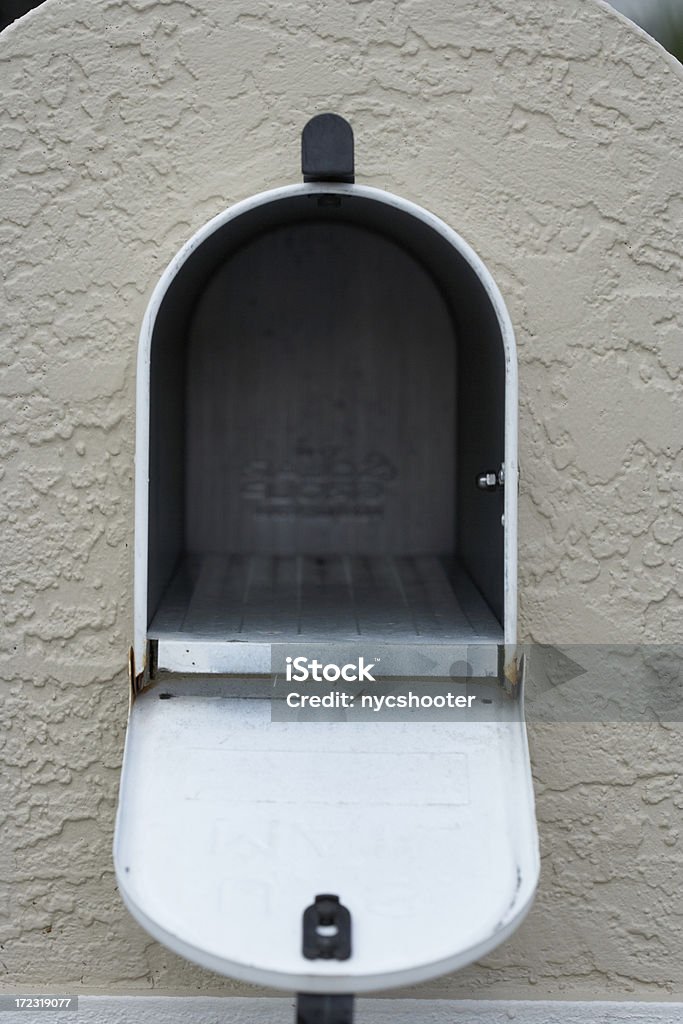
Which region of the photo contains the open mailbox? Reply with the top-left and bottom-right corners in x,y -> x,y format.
114,116 -> 539,1004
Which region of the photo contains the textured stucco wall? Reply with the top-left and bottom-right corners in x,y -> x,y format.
1,0 -> 682,1001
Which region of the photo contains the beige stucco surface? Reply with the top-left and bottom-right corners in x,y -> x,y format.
1,0 -> 682,1001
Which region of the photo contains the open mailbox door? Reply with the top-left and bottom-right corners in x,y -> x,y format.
114,116 -> 539,1006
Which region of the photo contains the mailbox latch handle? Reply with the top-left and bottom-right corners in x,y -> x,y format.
302,893 -> 352,960
298,895 -> 354,1024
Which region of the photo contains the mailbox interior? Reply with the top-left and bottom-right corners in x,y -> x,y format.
142,188 -> 512,665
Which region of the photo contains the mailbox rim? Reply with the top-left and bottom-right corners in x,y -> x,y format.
133,182 -> 519,677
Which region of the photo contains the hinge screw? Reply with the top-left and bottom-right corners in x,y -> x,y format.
476,464 -> 505,491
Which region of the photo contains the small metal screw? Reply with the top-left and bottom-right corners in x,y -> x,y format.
477,464 -> 505,491
477,471 -> 499,491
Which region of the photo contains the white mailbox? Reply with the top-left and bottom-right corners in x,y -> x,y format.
114,115 -> 539,1012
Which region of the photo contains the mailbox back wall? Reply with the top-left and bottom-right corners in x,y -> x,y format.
1,0 -> 682,1001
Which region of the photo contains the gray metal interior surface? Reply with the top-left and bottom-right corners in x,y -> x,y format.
148,193 -> 506,645
148,555 -> 501,644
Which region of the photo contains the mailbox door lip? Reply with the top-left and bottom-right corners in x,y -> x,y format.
134,183 -> 518,673
114,864 -> 537,993
113,686 -> 539,994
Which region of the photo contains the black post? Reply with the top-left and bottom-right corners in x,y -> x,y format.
296,993 -> 355,1024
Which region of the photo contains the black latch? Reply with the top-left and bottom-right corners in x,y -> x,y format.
297,896 -> 354,1024
302,114 -> 355,184
302,893 -> 352,960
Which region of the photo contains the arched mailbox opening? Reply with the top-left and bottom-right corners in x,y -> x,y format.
136,184 -> 517,674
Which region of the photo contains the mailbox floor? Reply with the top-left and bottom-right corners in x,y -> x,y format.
148,554 -> 502,646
